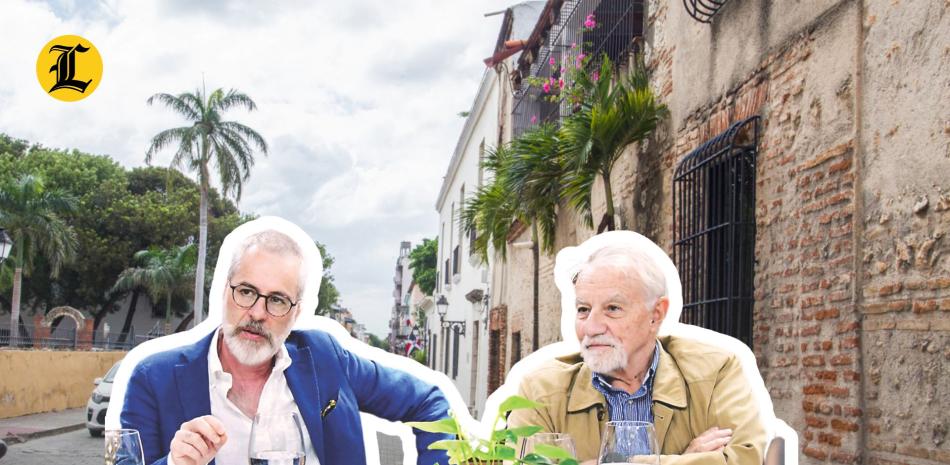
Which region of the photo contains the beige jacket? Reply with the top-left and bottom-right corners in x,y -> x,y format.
507,336 -> 766,465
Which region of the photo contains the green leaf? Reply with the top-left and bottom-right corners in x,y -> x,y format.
494,445 -> 517,460
407,418 -> 459,434
426,439 -> 468,450
498,395 -> 544,413
492,428 -> 509,443
520,453 -> 554,464
508,425 -> 544,438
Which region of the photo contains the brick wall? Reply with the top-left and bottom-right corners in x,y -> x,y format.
491,1 -> 949,463
488,304 -> 508,394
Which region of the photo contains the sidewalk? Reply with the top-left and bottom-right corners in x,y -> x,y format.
0,408 -> 86,444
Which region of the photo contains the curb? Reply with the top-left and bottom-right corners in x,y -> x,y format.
2,423 -> 86,445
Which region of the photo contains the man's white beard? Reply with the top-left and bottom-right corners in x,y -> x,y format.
580,334 -> 629,375
222,319 -> 290,366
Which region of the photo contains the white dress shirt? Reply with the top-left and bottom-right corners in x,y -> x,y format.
169,329 -> 319,465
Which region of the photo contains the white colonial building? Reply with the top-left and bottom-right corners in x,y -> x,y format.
428,0 -> 545,419
431,68 -> 500,418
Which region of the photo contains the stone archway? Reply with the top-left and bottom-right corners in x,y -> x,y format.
32,306 -> 94,350
41,306 -> 86,331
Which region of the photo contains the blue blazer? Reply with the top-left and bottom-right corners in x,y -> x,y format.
121,329 -> 451,465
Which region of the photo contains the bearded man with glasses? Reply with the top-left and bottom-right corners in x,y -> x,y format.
120,229 -> 452,465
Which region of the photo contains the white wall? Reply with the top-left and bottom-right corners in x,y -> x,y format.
433,69 -> 500,417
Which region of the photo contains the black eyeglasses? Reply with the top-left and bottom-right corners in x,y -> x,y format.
228,282 -> 298,317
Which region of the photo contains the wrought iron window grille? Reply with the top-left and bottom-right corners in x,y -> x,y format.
672,116 -> 759,347
684,0 -> 729,23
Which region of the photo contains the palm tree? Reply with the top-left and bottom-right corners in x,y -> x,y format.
559,55 -> 668,232
461,146 -> 517,265
145,86 -> 267,325
0,174 -> 78,346
462,123 -> 563,351
112,244 -> 196,334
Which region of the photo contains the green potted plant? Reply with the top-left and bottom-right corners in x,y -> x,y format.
408,395 -> 578,465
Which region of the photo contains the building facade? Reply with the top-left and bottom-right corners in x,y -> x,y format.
432,67 -> 502,418
484,1 -> 949,464
388,241 -> 416,354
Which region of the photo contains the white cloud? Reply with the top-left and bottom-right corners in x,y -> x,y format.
0,0 -> 515,335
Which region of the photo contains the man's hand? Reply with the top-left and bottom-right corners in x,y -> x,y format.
169,415 -> 228,465
684,427 -> 732,454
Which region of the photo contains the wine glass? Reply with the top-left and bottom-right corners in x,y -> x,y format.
597,421 -> 659,465
519,432 -> 577,463
249,411 -> 306,465
104,429 -> 145,465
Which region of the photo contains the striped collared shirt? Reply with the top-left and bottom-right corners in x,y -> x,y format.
590,342 -> 660,423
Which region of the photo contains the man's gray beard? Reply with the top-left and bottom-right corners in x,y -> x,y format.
222,320 -> 288,366
580,334 -> 629,375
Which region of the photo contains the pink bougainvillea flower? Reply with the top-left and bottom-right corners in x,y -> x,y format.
542,81 -> 551,93
558,78 -> 565,89
571,42 -> 577,49
531,115 -> 538,124
549,56 -> 556,66
584,13 -> 596,29
592,71 -> 600,81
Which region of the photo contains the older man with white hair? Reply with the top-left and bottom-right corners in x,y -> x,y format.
508,244 -> 766,464
121,229 -> 451,465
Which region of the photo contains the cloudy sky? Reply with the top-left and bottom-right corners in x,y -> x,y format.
0,0 -> 520,335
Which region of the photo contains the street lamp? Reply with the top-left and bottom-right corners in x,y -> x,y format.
0,228 -> 13,265
435,294 -> 466,336
436,295 -> 449,319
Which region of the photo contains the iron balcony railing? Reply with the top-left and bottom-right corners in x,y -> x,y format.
512,0 -> 645,137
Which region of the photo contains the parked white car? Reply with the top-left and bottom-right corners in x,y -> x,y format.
86,360 -> 121,437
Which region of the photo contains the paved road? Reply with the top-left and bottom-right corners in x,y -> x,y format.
3,429 -> 405,465
4,428 -> 102,465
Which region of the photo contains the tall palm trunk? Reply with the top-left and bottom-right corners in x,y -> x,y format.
192,153 -> 210,327
164,290 -> 173,334
599,171 -> 616,233
118,289 -> 140,344
531,223 -> 540,351
9,245 -> 23,347
91,293 -> 118,345
194,184 -> 208,326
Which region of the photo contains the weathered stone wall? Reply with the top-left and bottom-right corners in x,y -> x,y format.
859,1 -> 950,464
0,350 -> 125,418
499,225 -> 537,367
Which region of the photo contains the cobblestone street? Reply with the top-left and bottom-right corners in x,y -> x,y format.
5,429 -> 102,465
